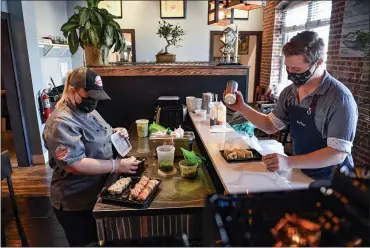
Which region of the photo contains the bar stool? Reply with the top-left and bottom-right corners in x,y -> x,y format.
1,151 -> 28,247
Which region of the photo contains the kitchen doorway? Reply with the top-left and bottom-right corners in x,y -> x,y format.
209,31 -> 262,102
1,12 -> 29,167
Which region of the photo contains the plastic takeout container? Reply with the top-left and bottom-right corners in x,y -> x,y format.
111,132 -> 132,157
150,131 -> 194,157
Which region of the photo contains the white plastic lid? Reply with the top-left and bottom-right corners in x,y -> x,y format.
110,132 -> 132,157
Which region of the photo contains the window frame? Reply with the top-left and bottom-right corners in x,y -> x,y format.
278,1 -> 332,86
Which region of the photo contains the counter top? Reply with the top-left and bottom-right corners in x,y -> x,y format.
189,112 -> 313,194
93,125 -> 215,218
90,62 -> 249,76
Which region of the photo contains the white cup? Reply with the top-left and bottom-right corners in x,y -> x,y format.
186,96 -> 195,111
193,98 -> 202,111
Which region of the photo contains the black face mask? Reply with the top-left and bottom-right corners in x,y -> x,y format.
75,92 -> 98,113
287,65 -> 317,87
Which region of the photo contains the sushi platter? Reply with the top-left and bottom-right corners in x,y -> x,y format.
100,175 -> 162,208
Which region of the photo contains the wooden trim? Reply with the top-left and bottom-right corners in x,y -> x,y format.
90,65 -> 249,77
209,30 -> 262,100
121,29 -> 136,63
160,0 -> 186,19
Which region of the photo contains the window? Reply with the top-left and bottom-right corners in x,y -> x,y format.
278,1 -> 332,88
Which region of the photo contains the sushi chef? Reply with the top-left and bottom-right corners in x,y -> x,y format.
43,67 -> 140,246
226,31 -> 358,180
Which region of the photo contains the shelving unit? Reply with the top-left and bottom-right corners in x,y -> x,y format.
38,42 -> 70,57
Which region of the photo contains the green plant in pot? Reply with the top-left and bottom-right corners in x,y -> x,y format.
179,148 -> 202,179
156,20 -> 186,63
61,0 -> 125,66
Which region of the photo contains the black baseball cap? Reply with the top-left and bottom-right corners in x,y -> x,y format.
69,67 -> 111,100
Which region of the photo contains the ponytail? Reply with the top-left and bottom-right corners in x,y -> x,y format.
55,71 -> 72,109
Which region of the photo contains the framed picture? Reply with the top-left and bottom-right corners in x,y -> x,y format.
98,0 -> 122,18
160,0 -> 186,19
227,9 -> 249,20
238,35 -> 249,55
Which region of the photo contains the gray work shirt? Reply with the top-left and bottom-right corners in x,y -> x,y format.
43,100 -> 113,211
268,71 -> 358,167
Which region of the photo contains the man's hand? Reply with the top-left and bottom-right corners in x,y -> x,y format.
262,153 -> 291,171
223,90 -> 245,112
117,156 -> 140,174
113,127 -> 128,138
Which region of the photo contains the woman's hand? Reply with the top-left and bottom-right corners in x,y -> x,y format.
223,90 -> 246,112
116,156 -> 140,174
113,127 -> 128,138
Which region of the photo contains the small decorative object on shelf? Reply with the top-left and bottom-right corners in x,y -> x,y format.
156,20 -> 186,63
218,26 -> 241,65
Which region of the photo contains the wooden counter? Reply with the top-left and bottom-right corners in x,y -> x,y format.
93,124 -> 215,245
90,63 -> 249,76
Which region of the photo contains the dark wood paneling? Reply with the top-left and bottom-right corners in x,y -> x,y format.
96,74 -> 248,129
1,14 -> 29,167
91,65 -> 249,76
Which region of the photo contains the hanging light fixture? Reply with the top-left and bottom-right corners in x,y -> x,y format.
225,0 -> 265,11
208,0 -> 234,26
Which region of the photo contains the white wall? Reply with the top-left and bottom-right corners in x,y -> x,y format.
21,1 -> 48,160
67,1 -> 263,67
34,1 -> 72,87
1,0 -> 8,12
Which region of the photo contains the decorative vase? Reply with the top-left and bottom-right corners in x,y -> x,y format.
84,45 -> 104,67
156,54 -> 176,63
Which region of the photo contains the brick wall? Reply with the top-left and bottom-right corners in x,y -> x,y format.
260,0 -> 282,89
326,0 -> 370,166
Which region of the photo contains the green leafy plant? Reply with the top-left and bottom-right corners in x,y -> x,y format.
60,0 -> 125,64
180,148 -> 203,166
156,20 -> 186,55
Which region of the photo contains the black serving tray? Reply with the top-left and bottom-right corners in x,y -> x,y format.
219,149 -> 262,163
100,176 -> 162,208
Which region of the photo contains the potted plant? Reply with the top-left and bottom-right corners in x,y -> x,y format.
179,148 -> 202,179
156,20 -> 186,63
60,0 -> 125,66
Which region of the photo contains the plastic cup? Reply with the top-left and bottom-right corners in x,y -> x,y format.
136,119 -> 149,138
137,137 -> 150,153
156,145 -> 175,173
186,96 -> 195,112
179,160 -> 198,179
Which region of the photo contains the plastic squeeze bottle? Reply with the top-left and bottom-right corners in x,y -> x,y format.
217,102 -> 227,126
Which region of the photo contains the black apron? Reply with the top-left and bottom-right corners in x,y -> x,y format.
288,95 -> 340,180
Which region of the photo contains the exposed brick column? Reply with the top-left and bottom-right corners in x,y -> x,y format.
326,0 -> 370,166
260,0 -> 282,89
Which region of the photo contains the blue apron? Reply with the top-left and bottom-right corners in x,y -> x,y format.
288,95 -> 337,180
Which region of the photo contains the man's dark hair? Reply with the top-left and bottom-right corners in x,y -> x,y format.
282,31 -> 325,65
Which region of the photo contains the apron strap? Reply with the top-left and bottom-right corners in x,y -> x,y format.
307,95 -> 320,115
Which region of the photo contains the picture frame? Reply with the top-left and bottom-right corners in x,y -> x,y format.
98,0 -> 123,19
227,9 -> 249,20
160,0 -> 186,19
238,35 -> 249,55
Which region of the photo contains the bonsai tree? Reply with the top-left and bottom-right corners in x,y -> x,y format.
156,20 -> 186,55
60,0 -> 125,64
